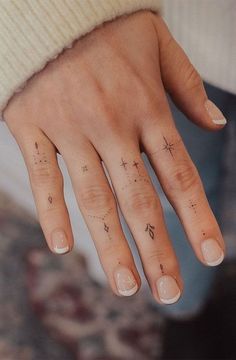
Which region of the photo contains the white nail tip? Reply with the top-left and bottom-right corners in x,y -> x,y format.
212,118 -> 227,125
160,290 -> 181,305
118,284 -> 138,297
54,245 -> 70,254
206,252 -> 224,266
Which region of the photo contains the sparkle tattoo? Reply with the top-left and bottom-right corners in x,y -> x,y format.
162,136 -> 174,158
145,223 -> 155,240
82,165 -> 88,173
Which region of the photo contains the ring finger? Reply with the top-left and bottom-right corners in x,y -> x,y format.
97,139 -> 183,305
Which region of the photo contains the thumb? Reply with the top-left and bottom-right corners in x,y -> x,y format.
155,17 -> 227,130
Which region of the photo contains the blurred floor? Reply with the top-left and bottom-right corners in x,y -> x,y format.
0,191 -> 163,360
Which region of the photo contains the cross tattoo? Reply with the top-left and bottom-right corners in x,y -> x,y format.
120,158 -> 128,170
133,161 -> 139,169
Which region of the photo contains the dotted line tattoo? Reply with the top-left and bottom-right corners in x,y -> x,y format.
33,142 -> 48,165
188,199 -> 207,240
88,207 -> 113,240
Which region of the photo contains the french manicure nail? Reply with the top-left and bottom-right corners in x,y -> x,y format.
51,229 -> 69,254
205,99 -> 227,125
156,275 -> 181,305
114,266 -> 138,296
201,238 -> 224,266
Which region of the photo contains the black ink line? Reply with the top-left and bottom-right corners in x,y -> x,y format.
35,142 -> 39,155
160,264 -> 164,275
48,196 -> 53,204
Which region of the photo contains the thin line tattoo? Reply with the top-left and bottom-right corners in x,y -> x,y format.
145,223 -> 155,240
160,264 -> 164,275
162,136 -> 174,158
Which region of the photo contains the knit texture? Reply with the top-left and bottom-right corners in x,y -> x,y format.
0,0 -> 160,115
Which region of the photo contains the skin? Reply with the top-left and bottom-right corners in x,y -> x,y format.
3,10 -> 226,303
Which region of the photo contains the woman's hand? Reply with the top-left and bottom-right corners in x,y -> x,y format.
3,10 -> 226,304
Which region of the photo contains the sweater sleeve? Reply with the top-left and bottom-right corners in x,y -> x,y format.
0,0 -> 160,115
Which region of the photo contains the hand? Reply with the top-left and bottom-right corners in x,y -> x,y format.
3,10 -> 226,304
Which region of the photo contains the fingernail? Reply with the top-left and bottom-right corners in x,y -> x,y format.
201,238 -> 224,266
205,99 -> 227,125
51,229 -> 69,254
156,275 -> 181,305
114,266 -> 138,296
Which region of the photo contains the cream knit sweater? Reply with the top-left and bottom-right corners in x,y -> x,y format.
0,0 -> 160,115
0,0 -> 235,117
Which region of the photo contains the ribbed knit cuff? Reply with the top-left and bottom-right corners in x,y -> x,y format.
0,0 -> 160,116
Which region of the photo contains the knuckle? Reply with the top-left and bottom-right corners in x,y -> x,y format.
101,242 -> 125,260
182,62 -> 202,92
166,161 -> 199,193
30,164 -> 62,187
79,185 -> 113,211
125,190 -> 158,213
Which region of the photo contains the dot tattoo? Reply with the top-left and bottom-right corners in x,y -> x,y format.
145,223 -> 155,240
189,199 -> 197,214
33,142 -> 48,165
162,136 -> 174,158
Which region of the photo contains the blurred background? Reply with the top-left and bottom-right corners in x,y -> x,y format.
1,1 -> 236,359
